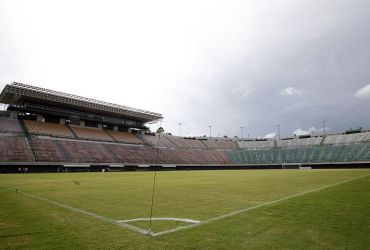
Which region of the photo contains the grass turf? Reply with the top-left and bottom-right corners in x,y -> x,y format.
0,169 -> 369,249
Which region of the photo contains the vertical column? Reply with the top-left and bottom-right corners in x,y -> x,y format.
10,111 -> 19,119
36,115 -> 44,122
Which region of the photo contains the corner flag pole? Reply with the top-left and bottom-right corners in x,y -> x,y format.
148,126 -> 163,235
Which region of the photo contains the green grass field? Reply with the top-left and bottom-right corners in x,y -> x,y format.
0,169 -> 369,249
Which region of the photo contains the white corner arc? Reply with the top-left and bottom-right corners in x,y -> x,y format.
117,217 -> 200,224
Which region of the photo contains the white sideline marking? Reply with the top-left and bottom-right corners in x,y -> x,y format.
0,186 -> 149,235
118,217 -> 200,224
151,173 -> 370,237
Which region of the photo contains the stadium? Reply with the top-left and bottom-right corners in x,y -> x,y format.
1,82 -> 370,172
1,1 -> 370,248
0,82 -> 369,249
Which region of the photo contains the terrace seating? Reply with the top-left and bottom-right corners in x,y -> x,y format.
171,149 -> 231,164
106,130 -> 143,144
105,144 -> 157,163
59,140 -> 114,163
228,142 -> 370,164
0,135 -> 33,162
171,149 -> 191,164
142,134 -> 176,148
337,144 -> 362,162
31,138 -> 66,162
324,132 -> 370,145
0,117 -> 22,134
105,143 -> 231,165
171,150 -> 197,164
324,134 -> 350,145
70,126 -> 114,142
24,120 -> 75,138
202,139 -> 237,149
361,132 -> 370,142
277,137 -> 321,148
2,115 -> 370,165
357,143 -> 370,161
203,149 -> 231,164
237,140 -> 274,149
164,136 -> 207,149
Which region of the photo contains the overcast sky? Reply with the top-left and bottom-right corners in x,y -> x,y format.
1,0 -> 370,138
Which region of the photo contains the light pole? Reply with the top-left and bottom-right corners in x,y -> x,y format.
240,126 -> 244,141
321,120 -> 326,135
178,122 -> 182,137
209,125 -> 212,140
277,124 -> 280,140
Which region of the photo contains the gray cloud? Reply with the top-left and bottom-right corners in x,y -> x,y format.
182,0 -> 370,137
1,0 -> 370,138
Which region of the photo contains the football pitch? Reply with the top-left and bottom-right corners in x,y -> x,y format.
1,169 -> 370,249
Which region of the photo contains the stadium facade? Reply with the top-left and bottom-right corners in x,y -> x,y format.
0,82 -> 370,172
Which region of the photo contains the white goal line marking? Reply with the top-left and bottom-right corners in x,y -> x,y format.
151,173 -> 370,237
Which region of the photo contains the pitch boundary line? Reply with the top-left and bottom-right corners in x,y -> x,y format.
151,173 -> 370,237
1,173 -> 369,237
118,217 -> 200,224
0,185 -> 200,235
0,185 -> 150,235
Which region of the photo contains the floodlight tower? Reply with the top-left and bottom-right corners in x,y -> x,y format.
321,120 -> 326,135
209,125 -> 212,140
240,126 -> 244,141
277,124 -> 281,140
178,122 -> 182,137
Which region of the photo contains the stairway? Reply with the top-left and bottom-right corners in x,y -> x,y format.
136,133 -> 154,148
66,124 -> 79,139
101,144 -> 120,163
18,119 -> 36,161
319,134 -> 326,145
54,139 -> 72,162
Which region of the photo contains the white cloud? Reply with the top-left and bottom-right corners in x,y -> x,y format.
264,132 -> 276,139
354,84 -> 370,98
280,87 -> 303,96
308,126 -> 317,133
293,126 -> 330,136
292,128 -> 310,136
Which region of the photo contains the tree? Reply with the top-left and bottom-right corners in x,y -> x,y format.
157,127 -> 164,134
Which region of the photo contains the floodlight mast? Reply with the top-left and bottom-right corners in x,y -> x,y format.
321,120 -> 326,135
209,125 -> 212,140
277,124 -> 281,140
178,122 -> 182,137
240,126 -> 244,141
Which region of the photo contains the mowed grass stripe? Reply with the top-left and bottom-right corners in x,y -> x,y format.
0,169 -> 369,249
158,172 -> 370,250
2,172 -> 368,237
1,170 -> 368,223
152,172 -> 370,236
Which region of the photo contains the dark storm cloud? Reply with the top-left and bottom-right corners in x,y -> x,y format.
186,0 -> 370,138
1,1 -> 370,138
